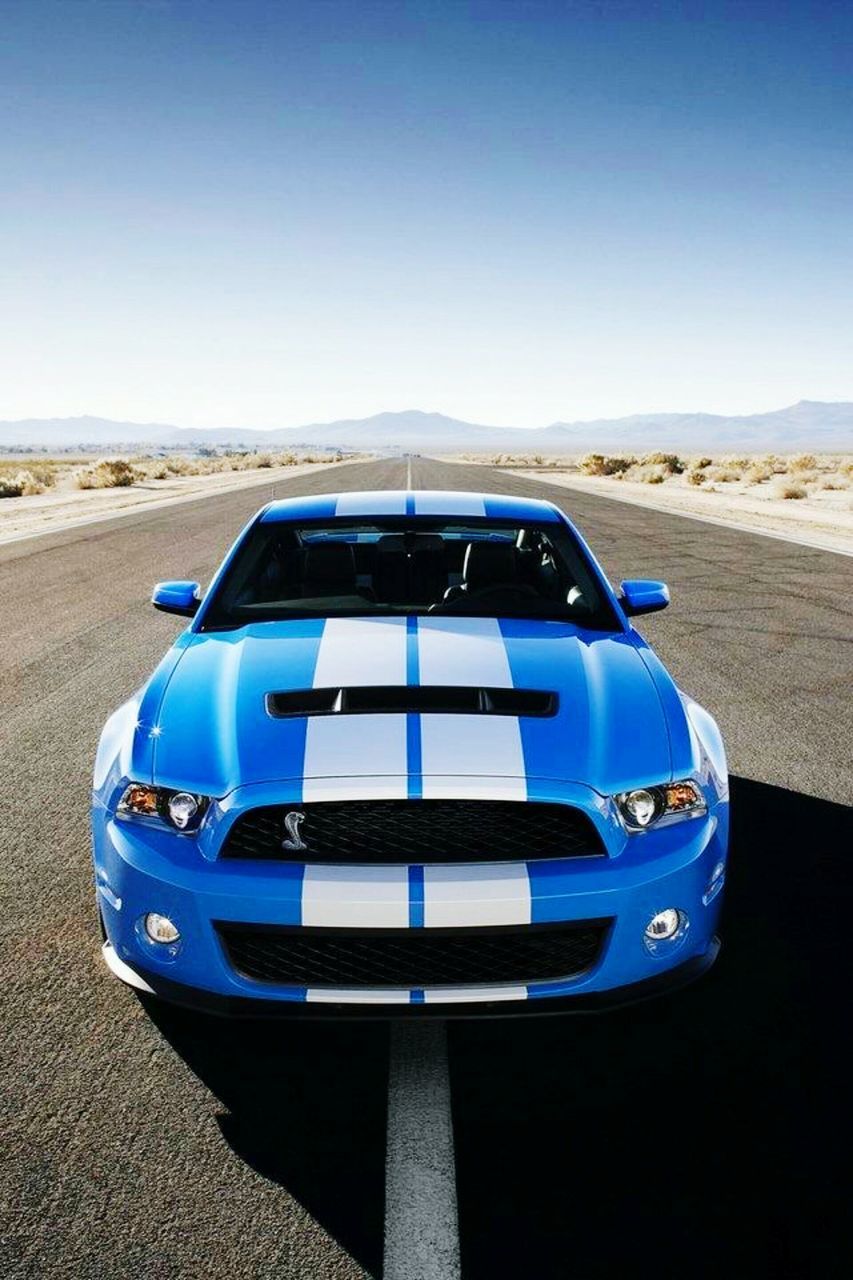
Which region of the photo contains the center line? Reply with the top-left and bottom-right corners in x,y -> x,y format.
383,1020 -> 461,1280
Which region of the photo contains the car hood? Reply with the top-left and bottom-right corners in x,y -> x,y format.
148,616 -> 674,797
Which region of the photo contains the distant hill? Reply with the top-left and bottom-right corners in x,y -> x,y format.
1,402 -> 851,453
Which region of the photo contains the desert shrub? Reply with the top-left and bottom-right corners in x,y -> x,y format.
744,464 -> 772,484
686,468 -> 706,485
641,452 -> 685,474
253,452 -> 274,468
26,463 -> 58,487
819,477 -> 848,491
709,466 -> 742,483
775,481 -> 807,500
580,453 -> 636,476
166,456 -> 194,475
634,465 -> 667,484
694,456 -> 713,470
76,458 -> 142,489
789,453 -> 817,472
721,455 -> 750,470
0,469 -> 45,497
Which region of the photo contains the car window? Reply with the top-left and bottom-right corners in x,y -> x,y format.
201,517 -> 619,630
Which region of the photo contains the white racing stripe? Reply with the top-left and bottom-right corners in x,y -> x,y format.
422,983 -> 528,1004
420,715 -> 527,796
335,491 -> 408,515
301,773 -> 410,801
423,862 -> 532,927
311,616 -> 408,687
301,864 -> 409,927
303,714 -> 408,797
416,616 -> 514,687
414,493 -> 486,516
304,617 -> 409,793
417,617 -> 526,795
384,1022 -> 461,1280
409,775 -> 528,800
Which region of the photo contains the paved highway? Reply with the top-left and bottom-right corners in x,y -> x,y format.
2,456 -> 850,1278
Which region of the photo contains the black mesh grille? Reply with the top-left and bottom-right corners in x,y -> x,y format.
221,799 -> 604,863
215,920 -> 611,989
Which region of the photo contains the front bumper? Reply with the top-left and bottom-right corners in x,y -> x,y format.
92,781 -> 728,1014
104,936 -> 720,1018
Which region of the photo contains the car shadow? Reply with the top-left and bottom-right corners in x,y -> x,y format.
449,776 -> 852,1279
142,1000 -> 389,1277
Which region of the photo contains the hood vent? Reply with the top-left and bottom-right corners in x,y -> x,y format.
266,686 -> 557,719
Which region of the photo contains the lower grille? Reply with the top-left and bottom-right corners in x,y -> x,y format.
221,799 -> 604,863
215,920 -> 611,989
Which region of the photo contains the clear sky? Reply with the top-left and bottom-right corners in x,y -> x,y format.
1,0 -> 851,429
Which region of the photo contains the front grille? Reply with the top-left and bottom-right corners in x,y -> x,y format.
215,920 -> 611,989
221,799 -> 605,863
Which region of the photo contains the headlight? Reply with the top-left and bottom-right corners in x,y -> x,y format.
614,779 -> 706,831
117,783 -> 209,832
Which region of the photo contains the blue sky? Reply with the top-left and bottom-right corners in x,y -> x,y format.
1,0 -> 851,428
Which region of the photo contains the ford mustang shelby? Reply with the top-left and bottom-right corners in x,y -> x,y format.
92,489 -> 728,1014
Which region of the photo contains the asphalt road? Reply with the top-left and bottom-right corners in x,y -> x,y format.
2,456 -> 851,1279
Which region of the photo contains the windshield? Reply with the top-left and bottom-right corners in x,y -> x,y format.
201,516 -> 619,631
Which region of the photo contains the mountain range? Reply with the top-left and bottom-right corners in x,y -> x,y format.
1,401 -> 851,453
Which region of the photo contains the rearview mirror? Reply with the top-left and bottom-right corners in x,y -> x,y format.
619,579 -> 670,617
152,580 -> 201,617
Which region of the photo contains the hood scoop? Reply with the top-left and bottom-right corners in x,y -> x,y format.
265,685 -> 558,719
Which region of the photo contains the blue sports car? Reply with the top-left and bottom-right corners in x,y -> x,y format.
92,490 -> 728,1014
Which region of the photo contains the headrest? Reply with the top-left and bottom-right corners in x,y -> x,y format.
302,542 -> 356,589
462,541 -> 518,593
375,535 -> 407,554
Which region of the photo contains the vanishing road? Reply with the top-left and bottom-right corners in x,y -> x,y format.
2,457 -> 851,1278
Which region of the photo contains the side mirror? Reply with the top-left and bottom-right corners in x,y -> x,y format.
152,580 -> 201,617
620,579 -> 670,617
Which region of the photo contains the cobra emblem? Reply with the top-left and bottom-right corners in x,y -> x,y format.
282,810 -> 308,851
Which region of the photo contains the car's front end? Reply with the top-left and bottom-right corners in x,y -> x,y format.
93,490 -> 729,1016
94,767 -> 727,1016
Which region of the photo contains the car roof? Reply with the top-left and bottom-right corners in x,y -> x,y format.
259,490 -> 562,524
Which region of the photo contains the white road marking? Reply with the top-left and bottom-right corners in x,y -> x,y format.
407,455 -> 413,489
384,1021 -> 461,1280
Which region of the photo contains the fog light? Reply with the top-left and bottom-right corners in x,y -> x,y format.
645,911 -> 676,942
646,908 -> 681,940
144,913 -> 180,944
644,908 -> 688,954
